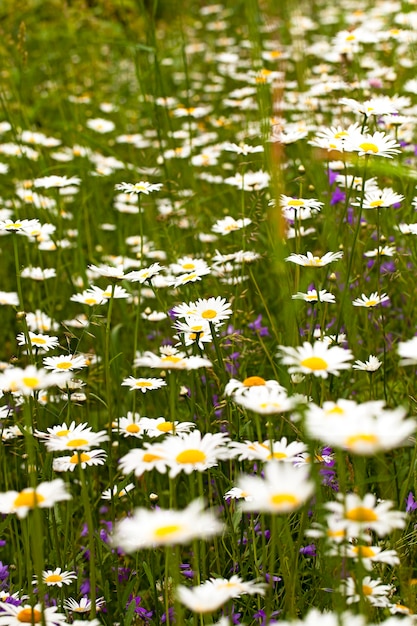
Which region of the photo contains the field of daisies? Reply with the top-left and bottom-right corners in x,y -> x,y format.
3,0 -> 417,625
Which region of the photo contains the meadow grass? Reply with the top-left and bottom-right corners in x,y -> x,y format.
1,0 -> 417,625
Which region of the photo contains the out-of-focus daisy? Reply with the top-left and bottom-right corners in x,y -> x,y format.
231,386 -> 296,414
33,568 -> 77,587
170,268 -> 211,288
164,431 -> 230,478
228,437 -> 306,462
17,332 -> 59,352
52,449 -> 107,472
278,341 -> 353,378
115,181 -> 163,195
325,493 -> 406,537
0,365 -> 71,395
121,376 -> 167,392
112,499 -> 223,551
86,117 -> 115,133
285,251 -> 343,267
210,575 -> 266,598
363,245 -> 395,258
43,354 -> 88,372
176,581 -> 231,613
0,603 -> 67,626
237,462 -> 314,513
211,216 -> 251,235
88,263 -> 126,280
0,218 -> 42,236
134,347 -> 212,370
0,291 -> 19,306
341,544 -> 400,570
0,479 -> 71,518
292,289 -> 336,304
341,576 -> 393,608
353,355 -> 382,371
169,256 -> 210,276
339,95 -> 401,116
352,292 -> 389,308
33,175 -> 81,188
118,442 -> 169,477
21,267 -> 56,281
224,487 -> 253,502
124,262 -> 164,283
397,336 -> 417,366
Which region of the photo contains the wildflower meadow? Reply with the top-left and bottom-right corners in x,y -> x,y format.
2,0 -> 417,624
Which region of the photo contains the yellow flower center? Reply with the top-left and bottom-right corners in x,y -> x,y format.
243,376 -> 266,387
142,453 -> 163,463
327,528 -> 346,539
126,424 -> 140,433
362,584 -> 373,596
326,406 -> 345,415
66,438 -> 89,448
176,449 -> 207,464
14,491 -> 46,509
56,429 -> 70,437
182,273 -> 197,282
157,422 -> 174,432
346,434 -> 378,448
85,298 -> 98,305
267,451 -> 288,460
135,381 -> 152,387
22,377 -> 40,389
45,574 -> 64,583
352,545 -> 376,558
287,199 -> 304,207
334,131 -> 348,139
359,142 -> 379,153
346,506 -> 378,522
369,200 -> 383,208
270,493 -> 299,508
154,524 -> 182,538
31,337 -> 47,345
300,356 -> 328,371
365,300 -> 378,307
201,309 -> 217,319
17,609 -> 42,623
69,452 -> 91,464
56,362 -> 72,370
162,356 -> 182,364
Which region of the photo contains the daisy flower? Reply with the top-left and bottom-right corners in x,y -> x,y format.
86,117 -> 115,133
63,597 -> 106,613
280,195 -> 323,214
228,437 -> 307,462
344,130 -> 401,158
352,292 -> 389,307
231,386 -> 296,414
341,576 -> 393,608
0,479 -> 71,518
325,492 -> 406,537
173,319 -> 213,350
353,187 -> 404,209
115,181 -> 163,195
292,289 -> 336,304
144,417 -> 196,437
163,431 -> 230,478
353,355 -> 382,371
285,251 -> 343,267
121,376 -> 167,392
52,449 -> 107,472
210,575 -> 267,598
112,499 -> 223,551
0,218 -> 42,236
88,263 -> 126,280
341,545 -> 399,570
0,603 -> 67,626
363,245 -> 395,258
0,291 -> 19,306
170,268 -> 211,288
33,175 -> 81,188
118,442 -> 169,477
224,487 -> 253,502
112,413 -> 149,438
43,424 -> 109,452
237,462 -> 314,513
16,332 -> 60,352
0,365 -> 71,395
134,347 -> 212,370
173,296 -> 232,326
34,568 -> 77,587
278,341 -> 353,378
169,256 -> 210,276
211,216 -> 252,235
224,376 -> 284,397
124,262 -> 165,283
21,267 -> 56,281
43,354 -> 88,372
